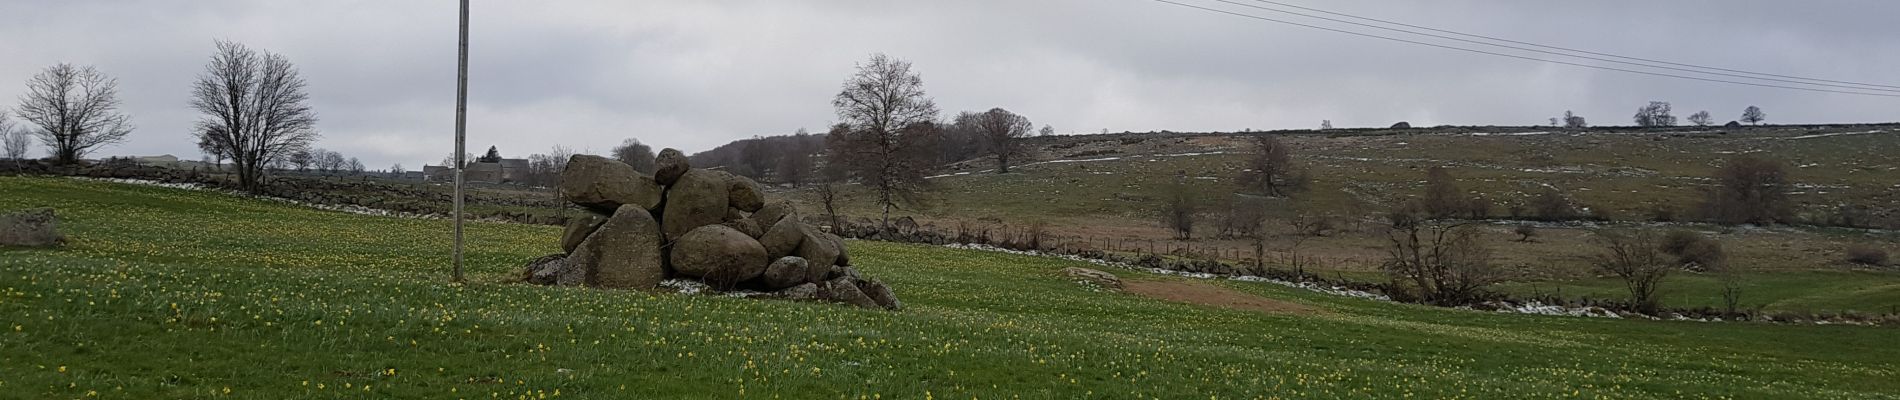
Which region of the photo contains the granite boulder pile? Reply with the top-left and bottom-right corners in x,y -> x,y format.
521,151 -> 900,310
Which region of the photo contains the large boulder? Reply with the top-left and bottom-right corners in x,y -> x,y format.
752,200 -> 797,228
560,155 -> 661,212
568,205 -> 666,289
0,208 -> 64,247
760,219 -> 842,266
723,217 -> 763,239
818,277 -> 880,309
760,256 -> 814,289
522,254 -> 584,286
560,213 -> 608,254
669,225 -> 769,287
727,174 -> 765,212
826,232 -> 850,266
794,230 -> 841,267
777,282 -> 820,301
859,279 -> 903,310
760,218 -> 807,260
660,169 -> 732,241
654,148 -> 689,186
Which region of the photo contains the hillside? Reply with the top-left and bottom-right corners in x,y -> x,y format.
780,124 -> 1900,314
4,177 -> 1899,398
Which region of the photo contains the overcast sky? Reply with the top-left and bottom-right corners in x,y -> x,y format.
3,0 -> 1896,169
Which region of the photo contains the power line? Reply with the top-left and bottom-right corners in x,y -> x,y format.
1245,0 -> 1900,91
1223,0 -> 1900,93
1147,0 -> 1900,98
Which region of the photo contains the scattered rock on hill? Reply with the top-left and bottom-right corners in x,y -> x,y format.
0,208 -> 65,248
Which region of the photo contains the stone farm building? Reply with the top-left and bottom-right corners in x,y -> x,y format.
423,157 -> 530,183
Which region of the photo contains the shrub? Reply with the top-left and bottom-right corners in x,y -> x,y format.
1649,205 -> 1677,222
1846,245 -> 1889,266
1529,187 -> 1578,221
1660,230 -> 1725,270
1701,155 -> 1793,225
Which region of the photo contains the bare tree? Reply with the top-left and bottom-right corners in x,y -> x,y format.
1740,106 -> 1765,125
1236,134 -> 1301,197
346,157 -> 365,175
1381,209 -> 1499,305
829,53 -> 939,233
816,182 -> 843,231
1,111 -> 28,160
1320,120 -> 1333,130
958,108 -> 1032,173
777,147 -> 812,187
14,64 -> 134,164
1687,110 -> 1713,127
1158,179 -> 1199,240
1562,110 -> 1588,128
390,163 -> 406,175
287,148 -> 313,171
1701,155 -> 1792,225
611,138 -> 656,174
1632,101 -> 1675,127
1038,125 -> 1054,137
190,41 -> 319,190
1591,230 -> 1675,313
311,148 -> 346,173
196,134 -> 228,170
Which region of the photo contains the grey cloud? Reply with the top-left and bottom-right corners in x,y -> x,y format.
1,0 -> 1895,169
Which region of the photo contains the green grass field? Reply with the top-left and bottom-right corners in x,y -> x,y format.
4,176 -> 1899,398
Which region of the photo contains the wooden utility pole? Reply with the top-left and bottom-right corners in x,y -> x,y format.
452,0 -> 469,282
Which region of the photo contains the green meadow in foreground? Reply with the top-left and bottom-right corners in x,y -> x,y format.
1,176 -> 1897,399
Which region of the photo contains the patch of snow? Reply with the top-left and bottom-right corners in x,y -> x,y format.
1470,131 -> 1551,136
1787,129 -> 1890,140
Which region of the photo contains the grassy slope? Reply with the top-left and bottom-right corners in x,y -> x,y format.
782,130 -> 1900,314
2,176 -> 1897,399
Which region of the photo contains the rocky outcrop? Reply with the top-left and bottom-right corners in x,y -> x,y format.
520,151 -> 899,310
